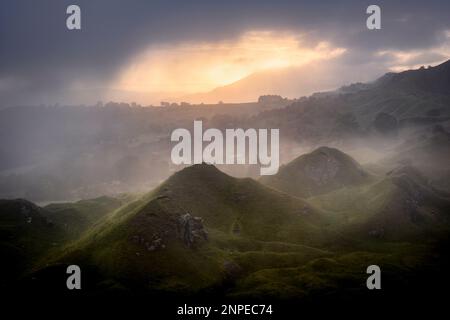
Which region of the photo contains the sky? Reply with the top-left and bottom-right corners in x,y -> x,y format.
1,0 -> 450,106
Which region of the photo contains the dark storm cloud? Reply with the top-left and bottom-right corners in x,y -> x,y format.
1,0 -> 449,105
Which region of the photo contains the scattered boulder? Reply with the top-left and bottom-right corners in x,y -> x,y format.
131,233 -> 166,252
147,234 -> 166,251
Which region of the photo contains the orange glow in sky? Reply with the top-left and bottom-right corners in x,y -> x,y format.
112,31 -> 346,94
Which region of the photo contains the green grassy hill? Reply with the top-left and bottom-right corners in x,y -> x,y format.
43,195 -> 131,239
310,164 -> 450,242
40,164 -> 332,294
0,195 -> 131,287
2,159 -> 449,303
0,199 -> 63,285
261,146 -> 370,198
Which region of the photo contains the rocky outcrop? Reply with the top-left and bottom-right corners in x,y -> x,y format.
178,213 -> 208,248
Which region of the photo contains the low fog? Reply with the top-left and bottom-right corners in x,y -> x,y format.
1,75 -> 450,203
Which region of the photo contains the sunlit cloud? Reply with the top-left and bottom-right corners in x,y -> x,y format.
377,30 -> 450,72
112,31 -> 346,95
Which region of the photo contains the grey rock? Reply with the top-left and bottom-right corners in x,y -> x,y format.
178,212 -> 208,247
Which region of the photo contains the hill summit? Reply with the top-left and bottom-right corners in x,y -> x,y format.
261,147 -> 369,198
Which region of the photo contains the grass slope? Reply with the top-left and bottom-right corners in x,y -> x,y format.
35,164 -> 332,294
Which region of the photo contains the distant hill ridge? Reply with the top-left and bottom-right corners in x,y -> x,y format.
374,59 -> 450,95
